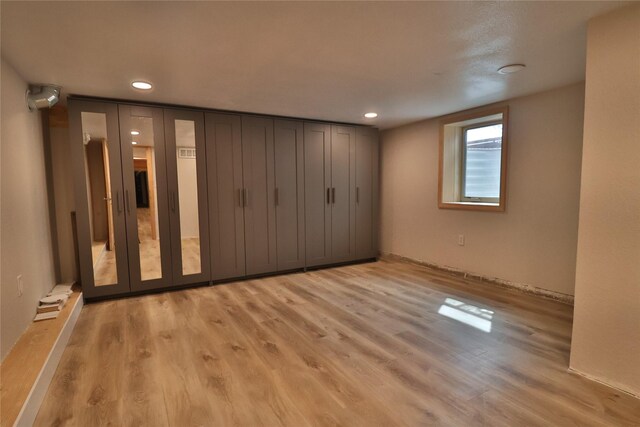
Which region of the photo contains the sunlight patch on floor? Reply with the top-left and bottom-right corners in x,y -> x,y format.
438,297 -> 494,333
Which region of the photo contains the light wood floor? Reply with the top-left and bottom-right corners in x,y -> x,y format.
35,261 -> 640,426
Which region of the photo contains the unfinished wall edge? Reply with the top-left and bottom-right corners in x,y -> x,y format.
380,252 -> 574,305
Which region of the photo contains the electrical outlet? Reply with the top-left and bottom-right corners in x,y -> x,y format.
458,235 -> 465,246
17,274 -> 23,297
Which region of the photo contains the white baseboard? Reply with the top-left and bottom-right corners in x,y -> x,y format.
14,293 -> 84,427
568,367 -> 640,399
380,252 -> 574,305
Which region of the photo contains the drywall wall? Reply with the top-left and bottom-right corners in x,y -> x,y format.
177,156 -> 200,238
570,4 -> 640,396
380,83 -> 585,296
49,124 -> 77,283
0,58 -> 57,360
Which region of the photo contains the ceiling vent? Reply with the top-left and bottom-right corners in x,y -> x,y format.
26,84 -> 61,111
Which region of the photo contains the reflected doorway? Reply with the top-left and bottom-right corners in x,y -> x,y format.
81,112 -> 118,286
129,117 -> 163,282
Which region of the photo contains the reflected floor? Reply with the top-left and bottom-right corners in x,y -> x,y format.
94,238 -> 201,287
93,209 -> 201,285
94,238 -> 200,286
91,240 -> 106,264
93,208 -> 201,286
181,237 -> 201,275
93,244 -> 117,286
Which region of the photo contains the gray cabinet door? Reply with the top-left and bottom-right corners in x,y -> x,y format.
68,100 -> 131,298
355,127 -> 379,259
241,116 -> 278,275
119,105 -> 174,292
206,113 -> 246,281
164,109 -> 211,285
304,122 -> 332,267
274,119 -> 305,271
330,125 -> 356,263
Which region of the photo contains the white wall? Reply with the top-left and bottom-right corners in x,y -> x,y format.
1,58 -> 57,360
380,83 -> 585,296
570,4 -> 640,396
177,156 -> 199,238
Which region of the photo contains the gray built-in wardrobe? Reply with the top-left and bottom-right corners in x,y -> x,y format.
69,98 -> 379,299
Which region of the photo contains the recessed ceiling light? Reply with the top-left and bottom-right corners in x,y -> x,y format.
131,81 -> 152,90
497,64 -> 526,74
132,141 -> 138,145
364,112 -> 378,118
131,130 -> 140,135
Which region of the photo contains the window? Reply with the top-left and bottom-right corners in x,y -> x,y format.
462,123 -> 502,203
439,106 -> 508,211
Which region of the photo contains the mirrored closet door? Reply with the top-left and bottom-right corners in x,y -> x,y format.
69,100 -> 131,298
119,105 -> 174,292
70,96 -> 378,300
164,109 -> 210,285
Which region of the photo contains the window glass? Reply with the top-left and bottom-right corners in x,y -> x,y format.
439,106 -> 508,211
464,124 -> 502,199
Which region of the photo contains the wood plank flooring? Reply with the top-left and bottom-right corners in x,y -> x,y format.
34,261 -> 640,426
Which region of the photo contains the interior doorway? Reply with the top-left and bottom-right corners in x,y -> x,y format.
132,147 -> 158,241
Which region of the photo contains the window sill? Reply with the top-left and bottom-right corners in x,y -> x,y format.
439,201 -> 505,212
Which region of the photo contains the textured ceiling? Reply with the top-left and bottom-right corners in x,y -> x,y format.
0,1 -> 628,129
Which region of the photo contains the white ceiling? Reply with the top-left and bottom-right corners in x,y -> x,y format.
0,1 -> 628,129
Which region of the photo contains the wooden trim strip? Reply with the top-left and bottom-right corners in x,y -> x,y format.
13,294 -> 84,427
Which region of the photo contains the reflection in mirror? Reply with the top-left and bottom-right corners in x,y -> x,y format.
175,120 -> 201,275
81,112 -> 117,286
129,116 -> 163,281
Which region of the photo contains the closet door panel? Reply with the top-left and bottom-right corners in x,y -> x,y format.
119,105 -> 173,292
164,109 -> 211,285
206,113 -> 246,280
274,120 -> 305,271
241,116 -> 277,275
69,100 -> 130,298
330,125 -> 356,263
304,123 -> 332,267
355,127 -> 379,259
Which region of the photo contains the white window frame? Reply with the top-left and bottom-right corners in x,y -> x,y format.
438,105 -> 509,212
